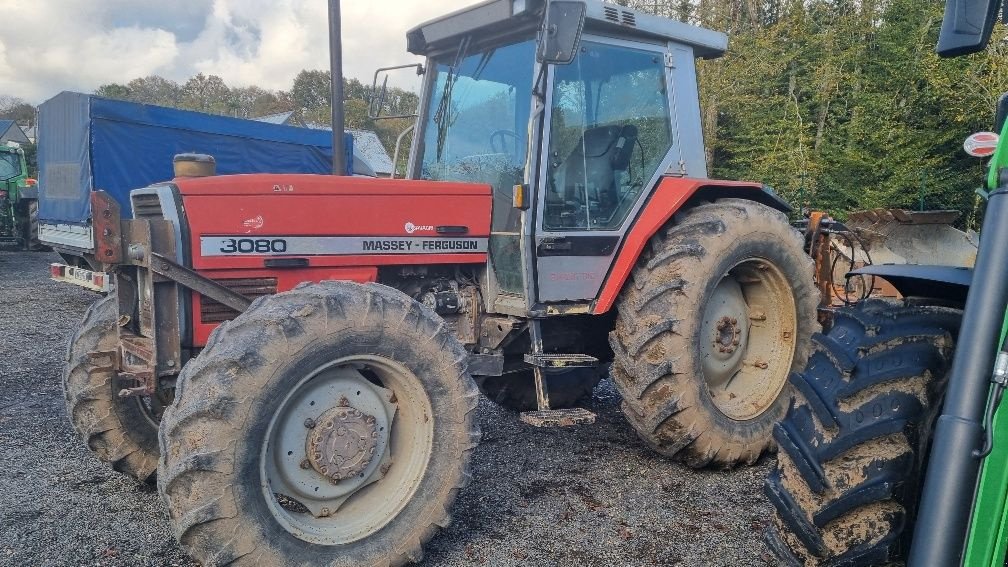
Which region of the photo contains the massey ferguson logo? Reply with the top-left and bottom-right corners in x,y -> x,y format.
242,215 -> 264,229
404,222 -> 434,234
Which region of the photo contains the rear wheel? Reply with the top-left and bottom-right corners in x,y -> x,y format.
158,281 -> 480,566
23,199 -> 46,251
611,199 -> 819,468
475,366 -> 603,411
764,300 -> 960,566
63,293 -> 161,482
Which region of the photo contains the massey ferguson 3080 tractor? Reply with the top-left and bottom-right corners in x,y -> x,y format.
56,1 -> 818,564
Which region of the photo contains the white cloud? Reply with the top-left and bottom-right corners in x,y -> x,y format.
0,0 -> 460,104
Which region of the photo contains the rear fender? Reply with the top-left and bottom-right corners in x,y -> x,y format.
591,177 -> 788,314
849,263 -> 973,305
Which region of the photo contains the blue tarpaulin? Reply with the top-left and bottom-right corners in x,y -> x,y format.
38,91 -> 354,225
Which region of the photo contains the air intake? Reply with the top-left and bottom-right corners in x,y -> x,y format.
602,6 -> 637,27
131,192 -> 163,220
173,153 -> 216,178
200,277 -> 278,323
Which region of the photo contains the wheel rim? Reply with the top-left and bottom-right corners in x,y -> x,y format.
700,258 -> 797,420
261,355 -> 434,545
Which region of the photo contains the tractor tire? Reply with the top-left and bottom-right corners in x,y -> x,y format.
764,300 -> 960,566
476,366 -> 603,411
25,199 -> 47,251
610,199 -> 819,468
63,293 -> 160,482
158,281 -> 480,566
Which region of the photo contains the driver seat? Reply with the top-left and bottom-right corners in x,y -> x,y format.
559,124 -> 638,214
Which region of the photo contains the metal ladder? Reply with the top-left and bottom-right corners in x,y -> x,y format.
518,319 -> 598,427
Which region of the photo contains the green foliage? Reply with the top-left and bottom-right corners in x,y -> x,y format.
21,142 -> 37,178
12,0 -> 1005,215
627,0 -> 1008,226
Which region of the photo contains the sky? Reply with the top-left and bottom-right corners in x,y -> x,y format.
1,0 -> 463,103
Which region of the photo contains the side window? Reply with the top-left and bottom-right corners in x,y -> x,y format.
543,42 -> 673,231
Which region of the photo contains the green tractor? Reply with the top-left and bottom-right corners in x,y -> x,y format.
764,0 -> 1008,564
0,143 -> 42,250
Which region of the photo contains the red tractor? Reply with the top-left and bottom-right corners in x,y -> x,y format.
56,1 -> 818,564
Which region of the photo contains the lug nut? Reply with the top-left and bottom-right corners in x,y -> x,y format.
304,418 -> 316,429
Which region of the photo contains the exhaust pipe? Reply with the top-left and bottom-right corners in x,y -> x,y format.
329,0 -> 346,176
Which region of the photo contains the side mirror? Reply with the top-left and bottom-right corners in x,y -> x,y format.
936,0 -> 1003,57
368,64 -> 424,120
536,1 -> 586,65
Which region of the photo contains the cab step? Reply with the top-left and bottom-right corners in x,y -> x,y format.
523,353 -> 599,368
520,407 -> 597,428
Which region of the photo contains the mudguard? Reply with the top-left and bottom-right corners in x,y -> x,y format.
849,263 -> 973,304
592,177 -> 788,314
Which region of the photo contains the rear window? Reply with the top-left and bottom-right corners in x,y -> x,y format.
0,151 -> 21,180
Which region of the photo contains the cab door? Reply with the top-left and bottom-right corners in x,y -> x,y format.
534,36 -> 684,304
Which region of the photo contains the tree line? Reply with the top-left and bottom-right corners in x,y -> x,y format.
618,0 -> 1008,225
93,71 -> 418,173
4,0 -> 1007,223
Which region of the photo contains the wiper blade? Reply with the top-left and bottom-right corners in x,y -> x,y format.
434,36 -> 471,160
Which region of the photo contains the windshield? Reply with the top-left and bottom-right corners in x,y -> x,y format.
419,39 -> 535,221
0,151 -> 21,181
418,38 -> 536,294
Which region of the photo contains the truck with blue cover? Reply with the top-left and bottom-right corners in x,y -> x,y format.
36,91 -> 355,266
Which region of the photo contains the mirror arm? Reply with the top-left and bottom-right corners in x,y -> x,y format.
533,64 -> 548,99
368,63 -> 425,119
390,123 -> 416,179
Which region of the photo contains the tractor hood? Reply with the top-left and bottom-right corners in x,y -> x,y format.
407,0 -> 728,59
169,174 -> 492,272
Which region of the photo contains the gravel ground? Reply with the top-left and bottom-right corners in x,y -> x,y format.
0,251 -> 778,567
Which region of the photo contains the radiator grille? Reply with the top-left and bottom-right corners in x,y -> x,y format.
200,277 -> 278,323
131,193 -> 163,219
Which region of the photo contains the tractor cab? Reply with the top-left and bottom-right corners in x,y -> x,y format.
396,0 -> 727,316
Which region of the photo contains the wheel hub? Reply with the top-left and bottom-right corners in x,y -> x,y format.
701,278 -> 750,384
307,404 -> 379,482
700,259 -> 798,421
714,316 -> 741,354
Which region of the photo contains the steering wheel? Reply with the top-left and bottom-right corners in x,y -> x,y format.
489,130 -> 520,156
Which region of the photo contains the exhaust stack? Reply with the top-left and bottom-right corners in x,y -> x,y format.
329,0 -> 346,176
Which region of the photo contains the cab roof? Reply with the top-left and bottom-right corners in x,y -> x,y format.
406,0 -> 728,59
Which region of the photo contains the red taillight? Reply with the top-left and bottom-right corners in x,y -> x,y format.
25,178 -> 37,186
93,274 -> 104,288
50,263 -> 63,278
965,131 -> 999,157
0,190 -> 7,199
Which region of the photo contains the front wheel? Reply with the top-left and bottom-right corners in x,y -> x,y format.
764,300 -> 960,565
611,199 -> 820,468
158,281 -> 480,566
63,293 -> 161,482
